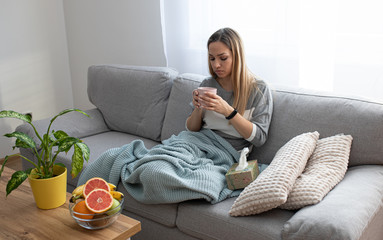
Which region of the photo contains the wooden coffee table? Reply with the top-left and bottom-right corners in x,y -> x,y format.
0,166 -> 141,239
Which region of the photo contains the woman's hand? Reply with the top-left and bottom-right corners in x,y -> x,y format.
187,90 -> 204,131
190,90 -> 254,139
192,89 -> 202,108
199,92 -> 233,117
200,92 -> 253,139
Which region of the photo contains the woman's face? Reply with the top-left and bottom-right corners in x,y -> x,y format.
208,41 -> 233,80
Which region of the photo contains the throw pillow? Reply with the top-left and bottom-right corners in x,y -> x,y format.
280,134 -> 353,210
229,131 -> 319,216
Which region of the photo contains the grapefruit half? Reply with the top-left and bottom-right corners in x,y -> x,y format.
85,189 -> 114,213
83,177 -> 110,197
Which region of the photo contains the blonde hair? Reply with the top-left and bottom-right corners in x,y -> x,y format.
207,28 -> 257,115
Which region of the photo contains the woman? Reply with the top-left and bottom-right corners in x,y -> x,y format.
187,28 -> 273,151
78,28 -> 273,205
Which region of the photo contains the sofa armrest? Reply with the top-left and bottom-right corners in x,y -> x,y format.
15,108 -> 110,148
282,165 -> 383,240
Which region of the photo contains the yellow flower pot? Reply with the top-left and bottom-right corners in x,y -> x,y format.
28,165 -> 67,209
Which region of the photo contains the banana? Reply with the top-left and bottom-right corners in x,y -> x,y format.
110,190 -> 124,201
70,184 -> 85,203
72,184 -> 85,196
108,183 -> 117,191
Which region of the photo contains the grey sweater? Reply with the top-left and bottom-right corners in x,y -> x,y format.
191,77 -> 273,151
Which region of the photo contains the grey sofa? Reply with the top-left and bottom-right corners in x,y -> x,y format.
18,64 -> 383,240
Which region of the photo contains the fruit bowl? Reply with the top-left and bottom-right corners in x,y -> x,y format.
69,197 -> 124,230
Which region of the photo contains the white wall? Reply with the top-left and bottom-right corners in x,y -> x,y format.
63,0 -> 167,110
0,0 -> 166,157
0,0 -> 73,156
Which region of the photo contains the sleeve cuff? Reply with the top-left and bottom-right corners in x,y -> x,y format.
245,123 -> 257,142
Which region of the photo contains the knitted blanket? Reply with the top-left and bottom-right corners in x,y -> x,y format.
77,129 -> 241,204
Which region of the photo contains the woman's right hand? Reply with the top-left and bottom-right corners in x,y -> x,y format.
192,89 -> 201,108
187,89 -> 204,131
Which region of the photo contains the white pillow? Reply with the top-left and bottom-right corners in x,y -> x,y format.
229,132 -> 319,216
280,134 -> 353,210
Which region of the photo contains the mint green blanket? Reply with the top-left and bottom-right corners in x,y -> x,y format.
77,129 -> 241,204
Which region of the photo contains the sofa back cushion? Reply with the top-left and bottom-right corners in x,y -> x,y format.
88,64 -> 178,141
249,85 -> 383,167
161,73 -> 205,141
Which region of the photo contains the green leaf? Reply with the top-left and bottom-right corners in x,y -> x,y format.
4,131 -> 36,149
54,163 -> 66,168
71,144 -> 84,178
46,131 -> 57,146
14,139 -> 33,149
42,133 -> 53,146
76,142 -> 90,162
53,130 -> 68,140
0,156 -> 9,177
50,109 -> 90,125
61,109 -> 89,117
57,137 -> 79,153
0,110 -> 32,123
6,171 -> 29,196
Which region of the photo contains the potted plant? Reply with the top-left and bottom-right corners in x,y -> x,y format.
0,109 -> 90,209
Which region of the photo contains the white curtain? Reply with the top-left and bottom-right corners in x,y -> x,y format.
161,0 -> 383,102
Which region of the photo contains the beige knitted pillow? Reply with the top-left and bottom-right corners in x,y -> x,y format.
229,131 -> 319,216
280,134 -> 353,210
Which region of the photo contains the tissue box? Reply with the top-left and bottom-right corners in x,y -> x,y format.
225,160 -> 259,190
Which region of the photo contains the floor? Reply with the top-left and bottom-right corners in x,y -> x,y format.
0,156 -> 22,171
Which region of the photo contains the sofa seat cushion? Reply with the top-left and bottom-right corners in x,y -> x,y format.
118,183 -> 179,228
177,198 -> 295,240
123,211 -> 198,240
81,131 -> 160,163
60,131 -> 160,188
282,165 -> 383,240
88,65 -> 178,141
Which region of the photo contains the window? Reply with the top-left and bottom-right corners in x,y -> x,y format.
162,0 -> 383,102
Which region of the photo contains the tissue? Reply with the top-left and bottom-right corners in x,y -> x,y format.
235,147 -> 249,171
225,148 -> 259,190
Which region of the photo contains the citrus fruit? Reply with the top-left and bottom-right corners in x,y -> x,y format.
85,189 -> 114,213
73,200 -> 94,219
107,198 -> 121,216
83,177 -> 110,197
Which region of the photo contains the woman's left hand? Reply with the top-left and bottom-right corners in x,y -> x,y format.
200,92 -> 233,117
